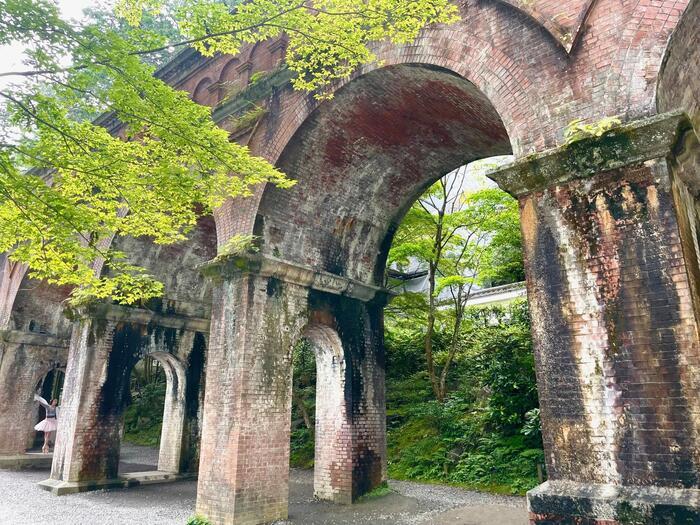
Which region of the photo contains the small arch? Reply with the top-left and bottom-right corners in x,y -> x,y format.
192,77 -> 215,106
294,322 -> 353,503
217,58 -> 244,103
120,351 -> 187,474
32,367 -> 65,449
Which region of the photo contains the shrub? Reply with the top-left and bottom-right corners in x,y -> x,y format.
186,515 -> 212,525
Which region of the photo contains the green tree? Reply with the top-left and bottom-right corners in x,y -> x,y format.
388,175 -> 522,401
0,0 -> 458,304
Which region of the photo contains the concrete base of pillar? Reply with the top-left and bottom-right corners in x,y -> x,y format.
37,471 -> 195,495
528,480 -> 700,524
0,453 -> 53,470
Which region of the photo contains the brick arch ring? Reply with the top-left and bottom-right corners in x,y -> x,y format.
212,23 -> 546,245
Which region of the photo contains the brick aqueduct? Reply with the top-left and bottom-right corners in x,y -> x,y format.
1,0 -> 700,524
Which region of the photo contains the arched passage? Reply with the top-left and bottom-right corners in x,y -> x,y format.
256,64 -> 511,285
32,367 -> 65,450
297,322 -> 352,504
0,332 -> 67,456
120,350 -> 187,474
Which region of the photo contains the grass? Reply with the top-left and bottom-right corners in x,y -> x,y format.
356,482 -> 393,502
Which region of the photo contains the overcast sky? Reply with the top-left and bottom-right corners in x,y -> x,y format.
0,0 -> 98,88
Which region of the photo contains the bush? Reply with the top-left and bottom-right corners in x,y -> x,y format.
290,427 -> 314,468
123,380 -> 166,447
186,515 -> 212,525
385,301 -> 544,495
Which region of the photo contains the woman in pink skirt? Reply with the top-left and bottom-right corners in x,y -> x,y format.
34,394 -> 59,453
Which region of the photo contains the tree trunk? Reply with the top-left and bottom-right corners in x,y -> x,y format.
294,390 -> 313,430
438,306 -> 464,401
425,261 -> 441,401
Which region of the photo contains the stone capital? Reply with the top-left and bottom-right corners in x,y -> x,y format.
201,253 -> 394,303
490,111 -> 693,197
0,329 -> 68,348
64,302 -> 210,332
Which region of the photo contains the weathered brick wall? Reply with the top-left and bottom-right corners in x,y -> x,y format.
520,160 -> 700,489
304,322 -> 355,503
7,278 -> 73,338
51,319 -> 122,482
50,312 -> 207,485
306,293 -> 387,504
106,215 -> 217,317
657,0 -> 700,129
668,130 -> 700,327
0,333 -> 67,455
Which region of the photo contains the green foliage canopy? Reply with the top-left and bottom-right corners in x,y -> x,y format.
0,0 -> 457,304
387,176 -> 523,400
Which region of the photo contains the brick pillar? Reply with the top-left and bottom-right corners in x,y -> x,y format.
196,259 -> 308,525
306,293 -> 387,504
492,112 -> 700,523
0,332 -> 67,455
44,318 -> 141,492
153,351 -> 187,473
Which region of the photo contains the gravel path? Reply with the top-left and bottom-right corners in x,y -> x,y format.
0,445 -> 527,525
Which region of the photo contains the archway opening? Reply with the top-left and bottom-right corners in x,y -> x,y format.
258,63 -> 512,283
32,367 -> 65,450
290,339 -> 316,470
118,352 -> 187,475
291,322 -> 354,504
260,62 -> 542,498
384,160 -> 544,494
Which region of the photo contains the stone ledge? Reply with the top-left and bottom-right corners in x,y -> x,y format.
67,304 -> 210,332
37,471 -> 196,496
0,453 -> 53,470
201,254 -> 394,303
0,330 -> 69,348
490,111 -> 693,197
528,480 -> 700,524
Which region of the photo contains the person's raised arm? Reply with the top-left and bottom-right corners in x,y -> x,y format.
34,393 -> 49,408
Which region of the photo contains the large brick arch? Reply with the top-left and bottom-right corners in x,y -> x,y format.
657,0 -> 700,127
212,0 -> 691,246
255,63 -> 511,285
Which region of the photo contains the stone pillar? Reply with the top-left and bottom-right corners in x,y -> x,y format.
43,317 -> 140,493
196,255 -> 388,524
491,112 -> 700,524
307,293 -> 387,504
0,331 -> 67,455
